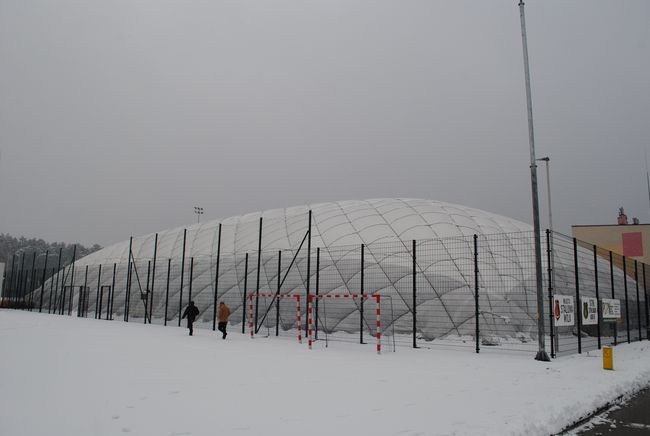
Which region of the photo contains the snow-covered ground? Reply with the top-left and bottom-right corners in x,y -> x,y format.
1,310 -> 649,436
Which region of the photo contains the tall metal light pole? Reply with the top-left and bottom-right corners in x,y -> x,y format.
519,0 -> 550,361
194,206 -> 204,224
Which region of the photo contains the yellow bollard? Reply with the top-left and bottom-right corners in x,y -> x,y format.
603,346 -> 614,370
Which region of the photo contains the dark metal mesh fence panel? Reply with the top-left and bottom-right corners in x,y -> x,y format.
313,245 -> 361,341
417,237 -> 474,346
478,232 -> 539,352
190,256 -> 214,325
366,241 -> 411,347
575,239 -> 599,353
610,252 -> 628,345
551,234 -> 578,356
595,249 -> 616,347
16,229 -> 650,357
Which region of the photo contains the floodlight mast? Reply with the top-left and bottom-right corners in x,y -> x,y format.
519,0 -> 550,361
194,206 -> 204,224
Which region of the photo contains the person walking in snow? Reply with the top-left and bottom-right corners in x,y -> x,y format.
181,301 -> 200,336
217,301 -> 231,339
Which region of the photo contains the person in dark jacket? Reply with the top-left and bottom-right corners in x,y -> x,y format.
181,301 -> 200,336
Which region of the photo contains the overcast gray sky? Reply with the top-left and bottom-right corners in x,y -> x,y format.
1,0 -> 648,247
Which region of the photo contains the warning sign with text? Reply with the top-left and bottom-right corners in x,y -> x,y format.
581,297 -> 598,325
601,298 -> 621,321
553,295 -> 575,327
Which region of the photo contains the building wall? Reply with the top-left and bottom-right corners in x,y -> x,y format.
572,224 -> 650,264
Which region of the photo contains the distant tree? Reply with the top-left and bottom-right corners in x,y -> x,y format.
0,233 -> 102,269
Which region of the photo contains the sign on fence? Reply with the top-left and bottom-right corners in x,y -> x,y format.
581,297 -> 598,325
601,298 -> 621,322
553,295 -> 575,327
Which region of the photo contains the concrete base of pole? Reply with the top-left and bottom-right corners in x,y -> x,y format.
535,350 -> 551,362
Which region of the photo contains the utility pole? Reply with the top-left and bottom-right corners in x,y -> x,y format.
519,0 -> 550,361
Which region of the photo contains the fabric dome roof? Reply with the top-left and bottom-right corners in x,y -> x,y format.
78,198 -> 530,265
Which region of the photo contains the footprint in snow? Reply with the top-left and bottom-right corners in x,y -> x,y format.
112,415 -> 120,420
169,390 -> 180,395
121,428 -> 131,433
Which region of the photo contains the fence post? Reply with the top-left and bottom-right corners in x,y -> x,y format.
17,253 -> 25,309
28,252 -> 36,310
125,238 -> 133,322
593,245 -> 601,350
150,233 -> 158,324
254,217 -> 263,331
643,263 -> 650,340
58,262 -> 64,313
276,250 -> 281,337
242,253 -> 249,334
144,260 -> 151,324
212,224 -> 222,331
52,268 -> 59,314
573,238 -> 581,354
610,251 -> 617,345
164,259 -> 171,326
315,247 -> 320,341
81,265 -> 89,317
623,256 -> 630,343
635,260 -> 641,341
360,243 -> 364,345
412,239 -> 417,349
187,257 -> 194,306
84,265 -> 90,316
77,265 -> 84,317
58,266 -> 65,315
474,235 -> 479,354
178,229 -> 187,327
306,210 -> 312,335
547,230 -> 555,357
95,264 -> 102,319
109,263 -> 116,320
16,265 -> 21,308
52,248 -> 62,314
68,245 -> 76,316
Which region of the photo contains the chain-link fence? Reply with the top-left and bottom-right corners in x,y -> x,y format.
4,230 -> 649,358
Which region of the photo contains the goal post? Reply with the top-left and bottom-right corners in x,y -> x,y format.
307,294 -> 381,354
248,293 -> 302,343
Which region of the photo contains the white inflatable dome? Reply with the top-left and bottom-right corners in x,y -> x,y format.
78,198 -> 532,266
